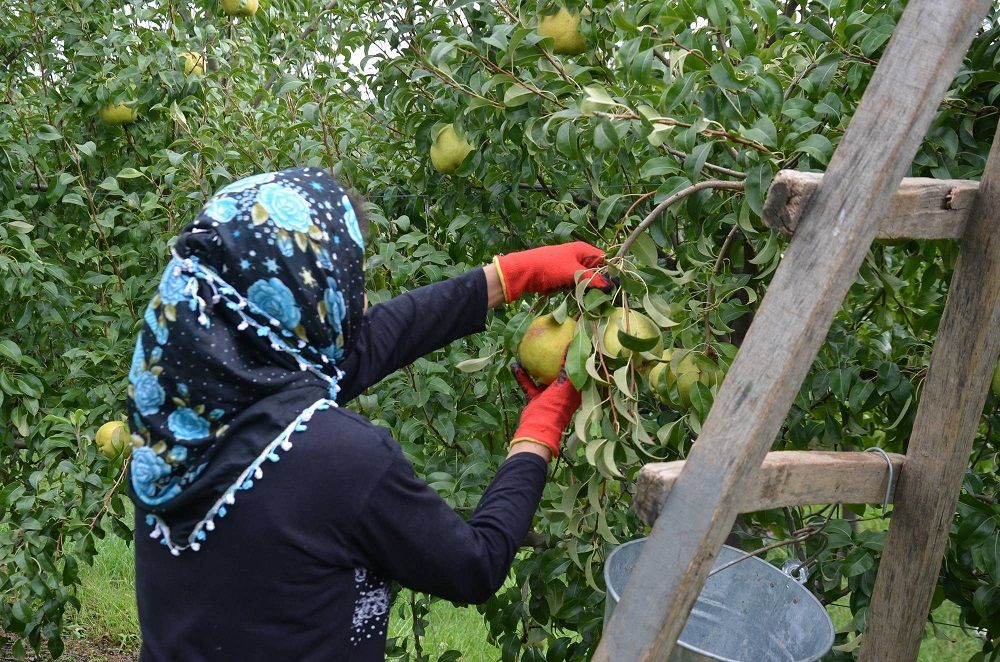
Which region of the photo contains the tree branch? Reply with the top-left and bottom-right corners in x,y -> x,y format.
615,180 -> 745,259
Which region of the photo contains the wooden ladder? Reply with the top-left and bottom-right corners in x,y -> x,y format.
594,2 -> 998,660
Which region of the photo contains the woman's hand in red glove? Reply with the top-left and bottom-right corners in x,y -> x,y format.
493,242 -> 612,303
508,363 -> 582,460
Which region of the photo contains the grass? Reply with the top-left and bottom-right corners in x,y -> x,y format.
66,534 -> 141,655
67,531 -> 986,660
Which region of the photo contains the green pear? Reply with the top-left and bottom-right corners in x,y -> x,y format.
673,353 -> 723,408
601,307 -> 662,360
537,6 -> 587,55
430,124 -> 474,174
95,421 -> 130,458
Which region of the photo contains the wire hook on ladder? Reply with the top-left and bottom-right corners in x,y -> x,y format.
864,446 -> 894,514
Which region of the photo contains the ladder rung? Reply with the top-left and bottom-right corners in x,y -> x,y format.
763,170 -> 979,240
635,450 -> 905,524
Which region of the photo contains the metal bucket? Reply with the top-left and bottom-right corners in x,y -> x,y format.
603,538 -> 835,662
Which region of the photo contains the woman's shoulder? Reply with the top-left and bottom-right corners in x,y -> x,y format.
294,404 -> 403,466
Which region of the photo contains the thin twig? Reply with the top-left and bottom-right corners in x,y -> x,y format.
615,180 -> 745,259
703,223 -> 743,352
660,144 -> 746,179
594,111 -> 770,153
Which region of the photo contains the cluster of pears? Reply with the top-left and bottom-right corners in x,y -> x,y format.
517,307 -> 666,385
99,0 -> 249,126
428,4 -> 588,173
516,304 -> 724,411
647,349 -> 724,410
99,49 -> 204,126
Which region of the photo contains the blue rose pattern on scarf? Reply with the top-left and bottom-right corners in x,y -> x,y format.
132,447 -> 183,506
158,258 -> 195,305
324,277 -> 346,336
258,183 -> 313,233
132,371 -> 165,416
342,195 -> 365,249
144,304 -> 169,344
127,167 -> 366,553
204,197 -> 239,223
167,408 -> 211,440
248,277 -> 302,331
130,336 -> 145,382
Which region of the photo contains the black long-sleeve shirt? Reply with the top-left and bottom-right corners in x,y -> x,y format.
134,270 -> 549,661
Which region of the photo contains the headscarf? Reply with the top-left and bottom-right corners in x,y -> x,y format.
126,167 -> 366,554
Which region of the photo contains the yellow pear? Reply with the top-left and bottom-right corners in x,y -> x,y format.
430,124 -> 474,174
518,314 -> 577,384
99,103 -> 138,125
96,421 -> 130,458
180,51 -> 205,76
537,6 -> 587,56
602,308 -> 662,359
221,0 -> 258,17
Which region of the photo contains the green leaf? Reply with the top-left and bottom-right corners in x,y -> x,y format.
37,124 -> 62,141
629,233 -> 658,267
796,134 -> 834,164
551,298 -> 569,324
503,84 -> 534,107
593,119 -> 620,152
566,325 -> 591,389
76,141 -> 97,158
640,157 -> 680,179
709,61 -> 744,90
455,356 -> 494,373
744,163 -> 774,217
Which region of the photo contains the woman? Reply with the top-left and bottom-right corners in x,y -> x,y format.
126,166 -> 608,660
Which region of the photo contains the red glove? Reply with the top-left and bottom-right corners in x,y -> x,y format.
510,363 -> 582,458
493,242 -> 611,303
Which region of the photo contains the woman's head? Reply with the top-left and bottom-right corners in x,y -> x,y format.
175,169 -> 366,361
127,167 -> 367,547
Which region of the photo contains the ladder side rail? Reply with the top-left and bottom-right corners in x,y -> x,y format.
860,120 -> 1000,662
593,3 -> 990,660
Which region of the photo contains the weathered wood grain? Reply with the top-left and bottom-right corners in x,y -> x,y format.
762,170 -> 980,239
860,123 -> 1000,662
634,451 -> 904,524
592,3 -> 991,660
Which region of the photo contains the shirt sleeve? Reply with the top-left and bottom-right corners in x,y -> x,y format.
335,268 -> 489,403
350,440 -> 548,604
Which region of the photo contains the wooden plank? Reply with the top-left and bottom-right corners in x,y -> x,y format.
634,451 -> 904,524
762,170 -> 980,240
593,4 -> 991,660
860,122 -> 1000,661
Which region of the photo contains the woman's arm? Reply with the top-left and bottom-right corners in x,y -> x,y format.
335,268 -> 490,402
484,263 -> 506,310
336,243 -> 607,403
351,443 -> 548,604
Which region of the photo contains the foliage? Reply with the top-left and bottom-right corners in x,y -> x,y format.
2,0 -> 999,659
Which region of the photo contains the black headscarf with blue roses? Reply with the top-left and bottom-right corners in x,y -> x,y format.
126,167 -> 366,554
